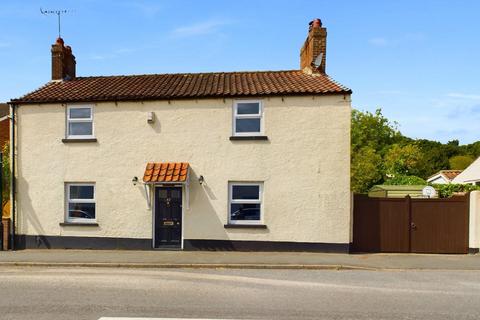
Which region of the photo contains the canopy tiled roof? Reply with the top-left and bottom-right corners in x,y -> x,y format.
12,70 -> 351,104
143,162 -> 189,183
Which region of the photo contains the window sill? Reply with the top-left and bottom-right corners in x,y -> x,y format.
229,136 -> 268,141
62,138 -> 97,143
59,222 -> 99,227
224,224 -> 267,229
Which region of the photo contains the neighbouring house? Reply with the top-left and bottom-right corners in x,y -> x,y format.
427,170 -> 462,184
453,157 -> 480,185
9,19 -> 352,251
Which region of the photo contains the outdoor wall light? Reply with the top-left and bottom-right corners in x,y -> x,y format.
132,176 -> 139,186
198,175 -> 204,185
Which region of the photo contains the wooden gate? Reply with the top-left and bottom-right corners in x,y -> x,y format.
353,194 -> 469,254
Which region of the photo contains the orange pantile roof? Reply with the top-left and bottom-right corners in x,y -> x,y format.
143,162 -> 189,183
440,170 -> 463,180
11,70 -> 351,104
427,170 -> 463,181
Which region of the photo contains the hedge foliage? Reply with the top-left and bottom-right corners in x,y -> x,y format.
433,183 -> 480,198
384,175 -> 426,186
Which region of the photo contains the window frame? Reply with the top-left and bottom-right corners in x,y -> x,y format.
228,182 -> 263,225
65,182 -> 96,223
232,100 -> 264,137
66,104 -> 95,139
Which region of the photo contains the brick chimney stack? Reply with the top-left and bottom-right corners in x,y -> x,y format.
300,19 -> 327,74
51,37 -> 76,81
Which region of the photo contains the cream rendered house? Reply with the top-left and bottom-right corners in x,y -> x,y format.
9,19 -> 352,251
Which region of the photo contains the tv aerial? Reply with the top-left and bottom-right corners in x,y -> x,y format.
40,8 -> 72,38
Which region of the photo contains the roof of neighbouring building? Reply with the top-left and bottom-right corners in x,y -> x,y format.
11,70 -> 351,104
143,162 -> 189,183
427,170 -> 463,182
0,103 -> 8,118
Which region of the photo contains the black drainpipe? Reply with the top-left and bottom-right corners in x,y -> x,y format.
9,103 -> 15,250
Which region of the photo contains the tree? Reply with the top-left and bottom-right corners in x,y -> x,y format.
351,146 -> 383,193
1,142 -> 9,208
350,108 -> 480,191
449,155 -> 474,170
351,109 -> 402,155
414,139 -> 451,178
384,143 -> 424,176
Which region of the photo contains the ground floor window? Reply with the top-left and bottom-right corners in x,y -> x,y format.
228,182 -> 263,224
66,183 -> 96,222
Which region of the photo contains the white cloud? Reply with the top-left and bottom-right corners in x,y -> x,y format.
447,93 -> 480,100
171,19 -> 232,38
120,2 -> 162,18
368,37 -> 388,47
114,48 -> 136,54
368,33 -> 425,47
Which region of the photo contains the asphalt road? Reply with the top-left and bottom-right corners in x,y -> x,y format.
0,267 -> 479,320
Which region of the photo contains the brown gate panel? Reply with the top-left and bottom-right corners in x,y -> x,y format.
353,195 -> 409,253
353,194 -> 469,254
410,196 -> 469,254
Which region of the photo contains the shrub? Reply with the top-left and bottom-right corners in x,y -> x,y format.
433,183 -> 480,198
384,175 -> 426,186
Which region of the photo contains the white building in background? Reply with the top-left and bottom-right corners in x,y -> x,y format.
453,157 -> 480,185
427,170 -> 462,184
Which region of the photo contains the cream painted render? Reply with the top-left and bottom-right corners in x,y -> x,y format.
14,94 -> 351,245
469,191 -> 480,250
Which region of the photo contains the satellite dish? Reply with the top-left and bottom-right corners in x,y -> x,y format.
313,53 -> 323,68
422,186 -> 437,198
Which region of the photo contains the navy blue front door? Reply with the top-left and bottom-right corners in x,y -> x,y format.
154,187 -> 182,248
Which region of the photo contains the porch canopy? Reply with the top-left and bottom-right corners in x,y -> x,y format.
143,162 -> 190,184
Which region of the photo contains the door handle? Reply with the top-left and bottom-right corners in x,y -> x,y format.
411,222 -> 417,230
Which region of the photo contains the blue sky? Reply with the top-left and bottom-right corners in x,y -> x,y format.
0,0 -> 479,144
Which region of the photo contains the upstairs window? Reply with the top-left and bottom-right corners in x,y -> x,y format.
228,182 -> 263,224
233,100 -> 263,136
66,183 -> 96,222
67,105 -> 94,138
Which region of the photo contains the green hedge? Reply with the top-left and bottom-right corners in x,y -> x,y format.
433,184 -> 480,198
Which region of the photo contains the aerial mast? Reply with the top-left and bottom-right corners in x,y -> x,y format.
40,8 -> 71,38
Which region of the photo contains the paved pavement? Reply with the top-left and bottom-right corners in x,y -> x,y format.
0,266 -> 479,320
0,249 -> 479,270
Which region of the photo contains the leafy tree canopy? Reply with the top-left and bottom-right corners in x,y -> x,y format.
351,109 -> 479,193
449,155 -> 474,170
